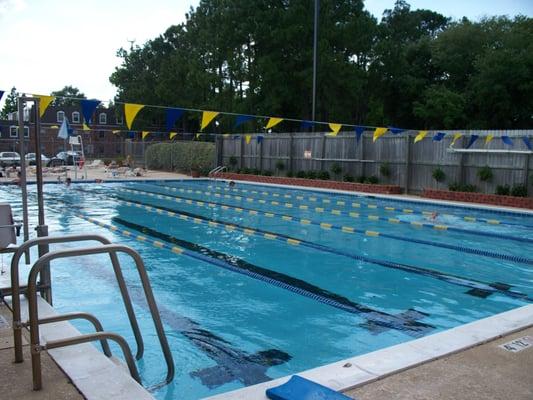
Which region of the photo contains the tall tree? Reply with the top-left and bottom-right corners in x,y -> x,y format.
51,85 -> 86,106
0,87 -> 19,120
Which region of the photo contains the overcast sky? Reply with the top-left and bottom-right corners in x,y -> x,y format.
1,0 -> 532,108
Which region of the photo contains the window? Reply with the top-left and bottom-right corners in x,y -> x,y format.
99,113 -> 107,124
116,114 -> 124,125
72,111 -> 80,123
57,111 -> 65,123
9,126 -> 29,138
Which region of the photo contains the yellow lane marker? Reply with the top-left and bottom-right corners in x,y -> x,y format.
349,212 -> 360,218
487,219 -> 500,224
153,241 -> 164,248
282,216 -> 293,221
244,229 -> 255,235
434,225 -> 448,230
331,210 -> 341,215
368,215 -> 379,221
411,221 -> 423,227
265,213 -> 274,217
352,203 -> 361,208
403,209 -> 414,213
341,226 -> 354,233
388,218 -> 400,223
320,222 -> 332,230
367,204 -> 377,209
365,230 -> 379,237
299,205 -> 308,210
287,238 -> 300,245
264,233 -> 277,240
315,207 -> 324,213
172,246 -> 184,254
300,219 -> 311,225
464,216 -> 476,222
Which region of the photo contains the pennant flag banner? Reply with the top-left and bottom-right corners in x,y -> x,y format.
414,130 -> 428,143
389,127 -> 404,135
466,135 -> 479,149
257,135 -> 264,144
142,131 -> 150,140
523,137 -> 532,150
0,91 -> 4,102
484,134 -> 494,145
128,131 -> 135,139
354,126 -> 365,142
234,115 -> 254,128
166,108 -> 184,131
432,132 -> 446,141
245,134 -> 252,144
57,118 -> 72,139
301,120 -> 314,129
501,135 -> 514,146
329,123 -> 342,136
451,133 -> 462,146
373,127 -> 388,142
169,132 -> 178,140
34,95 -> 55,117
232,135 -> 240,140
83,123 -> 91,131
80,99 -> 100,124
195,133 -> 201,140
124,103 -> 145,130
200,111 -> 219,131
265,117 -> 283,130
112,130 -> 121,135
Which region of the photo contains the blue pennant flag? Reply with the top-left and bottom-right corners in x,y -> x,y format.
166,108 -> 184,131
257,135 -> 264,144
466,135 -> 479,149
354,126 -> 365,142
388,126 -> 404,135
0,90 -> 4,102
57,118 -> 73,139
501,136 -> 514,146
128,131 -> 136,139
234,115 -> 254,128
232,135 -> 240,140
432,132 -> 446,142
80,99 -> 100,124
301,120 -> 314,130
523,137 -> 532,150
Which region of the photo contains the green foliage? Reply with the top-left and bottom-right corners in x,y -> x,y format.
306,171 -> 317,180
495,185 -> 510,195
241,167 -> 251,174
477,165 -> 493,182
330,163 -> 342,176
251,168 -> 260,175
317,171 -> 330,180
343,174 -> 355,182
379,162 -> 391,178
296,171 -> 306,179
448,182 -> 477,192
357,176 -> 366,183
286,171 -> 294,178
145,141 -> 215,175
262,170 -> 272,176
51,86 -> 86,106
511,185 -> 527,197
275,160 -> 285,171
432,167 -> 446,182
228,156 -> 238,170
0,87 -> 18,119
366,176 -> 379,184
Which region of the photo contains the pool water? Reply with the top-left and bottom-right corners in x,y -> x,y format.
2,179 -> 532,400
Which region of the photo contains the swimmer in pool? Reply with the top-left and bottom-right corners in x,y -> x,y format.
229,181 -> 236,188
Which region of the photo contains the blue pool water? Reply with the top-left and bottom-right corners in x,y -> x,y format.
2,179 -> 532,399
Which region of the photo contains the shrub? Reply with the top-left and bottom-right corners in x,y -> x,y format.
275,160 -> 285,171
146,141 -> 215,176
357,175 -> 366,183
317,171 -> 330,180
296,171 -> 306,178
228,156 -> 238,171
379,162 -> 391,178
343,174 -> 354,182
306,171 -> 317,179
477,165 -> 493,182
286,171 -> 294,178
432,168 -> 446,183
511,185 -> 527,197
495,185 -> 510,196
366,176 -> 379,184
262,170 -> 272,176
241,167 -> 251,174
251,168 -> 260,175
449,183 -> 477,192
330,163 -> 342,177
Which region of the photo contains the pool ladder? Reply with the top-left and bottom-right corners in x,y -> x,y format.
8,234 -> 175,391
208,165 -> 227,180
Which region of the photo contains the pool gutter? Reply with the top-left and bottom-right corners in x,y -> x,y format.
205,304 -> 533,400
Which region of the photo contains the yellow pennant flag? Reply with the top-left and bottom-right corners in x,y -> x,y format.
451,133 -> 462,146
83,123 -> 91,131
328,123 -> 342,136
414,130 -> 428,143
372,127 -> 388,142
485,134 -> 494,144
265,117 -> 283,130
142,131 -> 149,140
245,134 -> 252,144
195,133 -> 201,140
169,132 -> 178,140
200,111 -> 219,131
33,95 -> 55,117
124,103 -> 145,129
112,130 -> 121,135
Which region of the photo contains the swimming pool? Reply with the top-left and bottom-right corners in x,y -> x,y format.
2,179 -> 532,399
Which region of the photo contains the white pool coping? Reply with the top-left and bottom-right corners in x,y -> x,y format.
210,177 -> 533,215
205,304 -> 533,400
4,294 -> 154,400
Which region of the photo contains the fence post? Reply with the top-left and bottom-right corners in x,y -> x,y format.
320,134 -> 326,171
524,152 -> 530,194
288,133 -> 294,173
215,135 -> 223,167
403,135 -> 411,193
259,137 -> 263,172
459,136 -> 466,185
240,136 -> 244,169
360,133 -> 366,178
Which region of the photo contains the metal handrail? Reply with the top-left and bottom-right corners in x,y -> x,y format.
10,234 -> 144,363
33,312 -> 113,357
208,165 -> 226,177
26,244 -> 174,390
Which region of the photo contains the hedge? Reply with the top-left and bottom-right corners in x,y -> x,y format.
145,141 -> 216,175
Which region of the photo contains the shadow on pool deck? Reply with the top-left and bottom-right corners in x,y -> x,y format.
0,303 -> 83,400
346,326 -> 533,400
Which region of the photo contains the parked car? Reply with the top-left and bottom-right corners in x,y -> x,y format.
0,152 -> 21,167
47,151 -> 83,167
25,153 -> 50,166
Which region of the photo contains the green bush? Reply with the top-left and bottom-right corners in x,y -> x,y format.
275,160 -> 285,171
449,182 -> 477,192
379,162 -> 391,178
251,168 -> 260,175
317,171 -> 330,180
296,171 -> 306,178
511,185 -> 527,197
365,176 -> 379,184
228,156 -> 238,170
286,171 -> 294,178
432,168 -> 446,183
145,141 -> 215,176
357,176 -> 366,183
477,165 -> 493,182
306,171 -> 317,179
495,185 -> 510,196
241,167 -> 251,174
343,174 -> 354,182
262,170 -> 272,176
330,163 -> 342,177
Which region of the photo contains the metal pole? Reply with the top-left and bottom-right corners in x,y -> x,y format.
311,0 -> 319,124
17,97 -> 30,264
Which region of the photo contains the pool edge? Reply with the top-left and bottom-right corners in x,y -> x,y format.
204,304 -> 533,400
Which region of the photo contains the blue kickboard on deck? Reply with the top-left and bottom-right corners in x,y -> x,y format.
266,375 -> 352,400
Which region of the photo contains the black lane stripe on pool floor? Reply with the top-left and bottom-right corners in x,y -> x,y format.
112,216 -> 435,338
115,194 -> 532,303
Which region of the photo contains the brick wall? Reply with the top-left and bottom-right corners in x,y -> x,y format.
215,173 -> 403,194
423,188 -> 533,209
